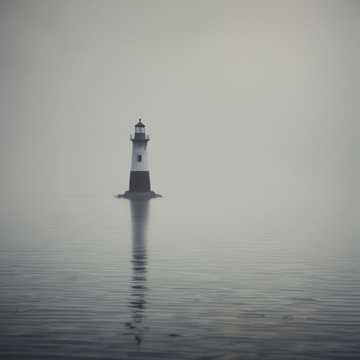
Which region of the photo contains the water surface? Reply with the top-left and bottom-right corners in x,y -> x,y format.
0,192 -> 359,359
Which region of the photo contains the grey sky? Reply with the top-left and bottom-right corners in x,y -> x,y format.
0,0 -> 358,217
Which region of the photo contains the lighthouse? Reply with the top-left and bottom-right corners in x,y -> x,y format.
118,119 -> 160,199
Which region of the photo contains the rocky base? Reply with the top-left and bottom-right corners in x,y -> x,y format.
116,191 -> 162,200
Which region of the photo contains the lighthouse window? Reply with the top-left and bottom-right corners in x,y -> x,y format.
137,154 -> 142,162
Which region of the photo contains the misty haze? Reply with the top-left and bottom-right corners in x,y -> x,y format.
0,1 -> 359,359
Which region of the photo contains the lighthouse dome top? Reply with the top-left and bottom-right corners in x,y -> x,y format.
135,118 -> 145,128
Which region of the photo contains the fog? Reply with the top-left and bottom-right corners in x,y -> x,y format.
0,0 -> 359,220
1,2 -> 360,358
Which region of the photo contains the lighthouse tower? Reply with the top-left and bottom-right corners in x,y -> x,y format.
129,119 -> 150,192
119,119 -> 160,199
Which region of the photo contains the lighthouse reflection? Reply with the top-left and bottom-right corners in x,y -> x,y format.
126,199 -> 150,344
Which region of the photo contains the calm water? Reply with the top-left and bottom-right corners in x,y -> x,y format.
0,192 -> 359,359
